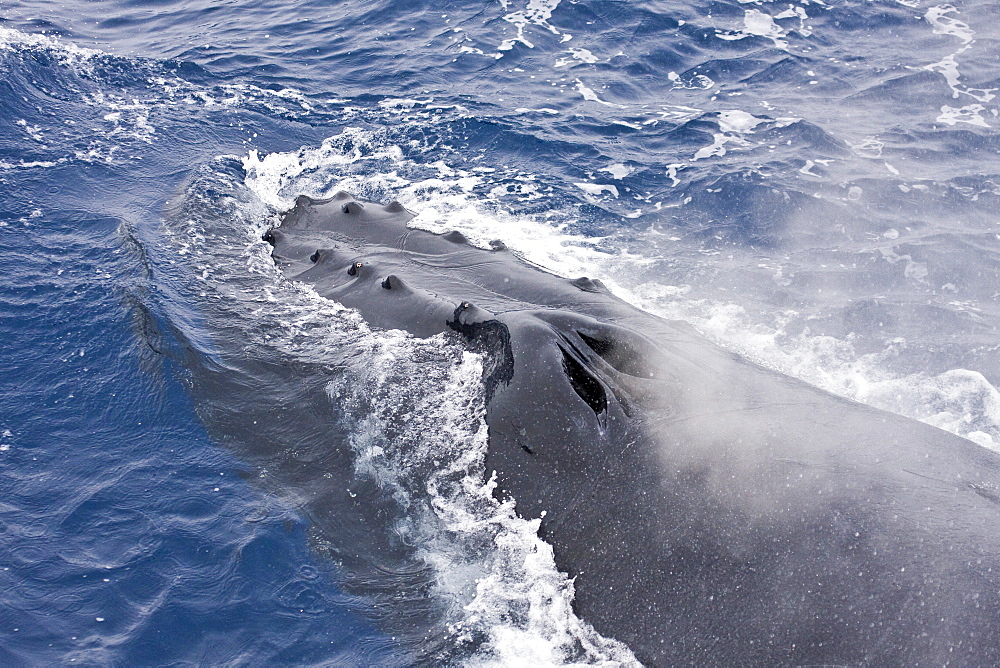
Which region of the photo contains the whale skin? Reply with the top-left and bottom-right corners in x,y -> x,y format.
264,192 -> 1000,666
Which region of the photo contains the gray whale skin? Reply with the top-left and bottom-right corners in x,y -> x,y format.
265,191 -> 1000,666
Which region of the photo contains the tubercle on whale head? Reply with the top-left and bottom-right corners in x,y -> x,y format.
305,253 -> 375,285
277,194 -> 507,255
381,274 -> 412,292
570,276 -> 607,294
304,248 -> 353,268
278,191 -> 416,232
449,300 -> 496,329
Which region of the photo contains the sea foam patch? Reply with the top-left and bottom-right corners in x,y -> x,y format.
328,340 -> 639,665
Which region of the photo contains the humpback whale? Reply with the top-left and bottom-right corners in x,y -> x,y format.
264,191 -> 1000,666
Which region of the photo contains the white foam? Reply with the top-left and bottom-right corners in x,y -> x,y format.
692,110 -> 791,161
773,5 -> 812,36
693,133 -> 732,160
0,25 -> 103,65
573,79 -> 620,106
937,103 -> 989,127
925,4 -> 974,44
555,47 -> 598,67
458,43 -> 489,56
515,107 -> 561,115
717,110 -> 765,133
668,70 -> 715,90
499,0 -> 565,51
574,182 -> 619,198
379,97 -> 435,109
16,119 -> 44,142
716,9 -> 790,50
799,159 -> 822,177
329,345 -> 639,665
0,158 -> 68,170
848,136 -> 885,158
242,130 -> 407,210
600,163 -> 631,180
665,163 -> 685,187
917,4 -> 997,122
925,54 -> 996,103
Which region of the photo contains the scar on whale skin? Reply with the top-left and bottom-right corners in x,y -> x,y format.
263,192 -> 1000,667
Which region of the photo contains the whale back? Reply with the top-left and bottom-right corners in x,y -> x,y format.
264,192 -> 1000,666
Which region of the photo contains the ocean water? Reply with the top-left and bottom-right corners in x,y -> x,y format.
1,0 -> 999,664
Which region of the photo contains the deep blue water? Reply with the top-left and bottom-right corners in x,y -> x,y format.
2,0 -> 999,664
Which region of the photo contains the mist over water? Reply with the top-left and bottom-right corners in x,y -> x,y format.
2,0 -> 999,663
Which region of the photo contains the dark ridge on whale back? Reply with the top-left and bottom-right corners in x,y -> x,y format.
558,344 -> 608,416
579,332 -> 613,356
